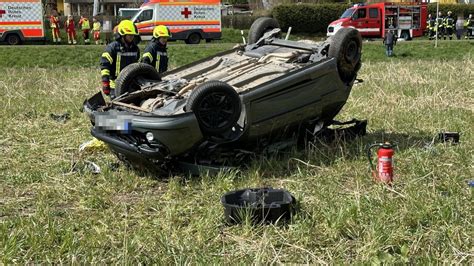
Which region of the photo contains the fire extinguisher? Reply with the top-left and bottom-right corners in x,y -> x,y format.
367,142 -> 396,183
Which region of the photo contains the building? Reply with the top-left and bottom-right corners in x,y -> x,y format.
45,0 -> 142,16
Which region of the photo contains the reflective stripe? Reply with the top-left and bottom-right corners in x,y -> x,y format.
116,52 -> 121,77
102,52 -> 113,64
110,80 -> 116,89
121,52 -> 138,57
156,54 -> 161,70
156,51 -> 167,56
143,52 -> 153,62
101,69 -> 110,76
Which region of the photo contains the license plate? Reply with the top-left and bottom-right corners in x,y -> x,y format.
95,112 -> 133,133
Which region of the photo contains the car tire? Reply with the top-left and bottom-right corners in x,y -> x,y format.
186,81 -> 242,136
7,34 -> 21,45
328,28 -> 362,83
186,33 -> 201,44
400,30 -> 411,41
248,17 -> 280,44
115,63 -> 161,97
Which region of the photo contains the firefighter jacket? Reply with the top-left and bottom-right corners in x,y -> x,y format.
444,15 -> 455,29
435,16 -> 445,29
141,39 -> 168,73
65,19 -> 75,32
93,21 -> 101,31
100,40 -> 140,84
49,16 -> 59,28
79,18 -> 90,30
465,18 -> 473,27
427,18 -> 435,29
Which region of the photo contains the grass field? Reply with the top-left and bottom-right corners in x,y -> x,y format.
0,40 -> 473,263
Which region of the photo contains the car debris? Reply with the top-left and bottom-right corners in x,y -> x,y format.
83,18 -> 363,174
50,112 -> 70,123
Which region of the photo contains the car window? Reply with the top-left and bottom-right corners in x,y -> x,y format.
353,8 -> 366,20
137,9 -> 153,22
369,8 -> 378,19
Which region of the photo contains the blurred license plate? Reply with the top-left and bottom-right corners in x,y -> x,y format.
95,112 -> 133,133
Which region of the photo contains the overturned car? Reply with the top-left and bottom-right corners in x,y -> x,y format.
83,18 -> 362,172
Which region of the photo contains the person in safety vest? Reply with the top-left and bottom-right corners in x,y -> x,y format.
65,15 -> 77,44
444,11 -> 455,40
435,11 -> 445,40
140,25 -> 169,74
49,11 -> 61,44
426,14 -> 436,40
100,20 -> 140,98
466,14 -> 473,39
92,18 -> 101,45
79,16 -> 91,44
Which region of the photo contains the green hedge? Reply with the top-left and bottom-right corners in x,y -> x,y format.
272,3 -> 350,34
272,3 -> 474,34
427,4 -> 474,17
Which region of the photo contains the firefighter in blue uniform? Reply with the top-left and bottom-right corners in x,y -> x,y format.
444,11 -> 455,40
435,11 -> 445,40
100,20 -> 140,97
141,25 -> 170,74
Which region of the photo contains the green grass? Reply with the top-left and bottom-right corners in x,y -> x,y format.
0,40 -> 472,263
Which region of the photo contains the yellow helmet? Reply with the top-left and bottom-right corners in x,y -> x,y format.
153,25 -> 170,38
117,20 -> 139,36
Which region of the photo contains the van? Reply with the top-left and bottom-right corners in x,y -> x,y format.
0,0 -> 45,45
131,0 -> 221,44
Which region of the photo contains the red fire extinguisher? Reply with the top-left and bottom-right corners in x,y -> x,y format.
367,142 -> 396,183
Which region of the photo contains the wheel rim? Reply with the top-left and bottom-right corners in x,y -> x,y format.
196,92 -> 236,130
344,40 -> 359,65
8,36 -> 19,45
189,34 -> 200,44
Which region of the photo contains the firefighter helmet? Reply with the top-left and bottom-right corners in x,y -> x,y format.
153,25 -> 171,38
117,20 -> 139,36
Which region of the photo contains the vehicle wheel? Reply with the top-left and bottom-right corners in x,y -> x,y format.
186,33 -> 201,44
400,30 -> 410,41
328,28 -> 362,83
186,81 -> 242,136
7,34 -> 21,45
248,17 -> 280,44
115,63 -> 161,96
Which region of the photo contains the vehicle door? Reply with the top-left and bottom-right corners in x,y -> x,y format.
351,7 -> 369,36
366,7 -> 381,37
133,8 -> 154,36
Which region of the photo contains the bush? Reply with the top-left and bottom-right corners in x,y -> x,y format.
272,3 -> 350,34
427,4 -> 474,17
222,15 -> 262,29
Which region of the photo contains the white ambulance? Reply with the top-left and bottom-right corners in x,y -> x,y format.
0,0 -> 45,45
131,0 -> 221,44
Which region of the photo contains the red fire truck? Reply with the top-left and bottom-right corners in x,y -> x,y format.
327,1 -> 428,40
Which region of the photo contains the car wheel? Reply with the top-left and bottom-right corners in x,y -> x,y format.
248,17 -> 280,44
7,34 -> 21,45
115,63 -> 161,97
186,33 -> 201,45
400,30 -> 410,41
186,81 -> 242,136
328,28 -> 362,83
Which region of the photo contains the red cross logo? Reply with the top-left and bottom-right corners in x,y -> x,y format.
0,10 -> 6,18
181,7 -> 192,18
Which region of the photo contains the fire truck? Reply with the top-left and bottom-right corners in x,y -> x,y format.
327,1 -> 428,40
0,0 -> 45,45
131,0 -> 222,44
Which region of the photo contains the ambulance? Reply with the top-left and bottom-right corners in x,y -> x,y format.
131,0 -> 221,44
0,0 -> 45,45
327,1 -> 428,40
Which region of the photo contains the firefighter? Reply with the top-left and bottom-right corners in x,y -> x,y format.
65,15 -> 77,44
100,20 -> 140,98
435,11 -> 445,40
444,11 -> 455,40
466,14 -> 473,39
49,12 -> 61,44
426,14 -> 436,40
140,25 -> 170,74
383,29 -> 397,57
92,18 -> 101,45
79,16 -> 91,44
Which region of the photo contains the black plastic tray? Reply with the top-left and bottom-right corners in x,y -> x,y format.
221,187 -> 296,224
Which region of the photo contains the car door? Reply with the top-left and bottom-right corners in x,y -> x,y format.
352,8 -> 369,36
